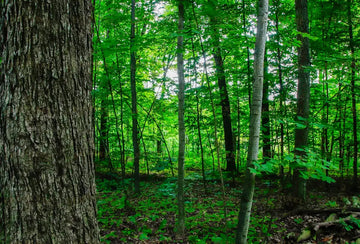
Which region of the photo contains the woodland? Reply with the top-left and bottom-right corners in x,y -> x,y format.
0,0 -> 359,243
93,0 -> 359,243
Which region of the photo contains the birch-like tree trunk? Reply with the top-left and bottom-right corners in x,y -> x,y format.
235,0 -> 268,242
177,0 -> 186,238
0,1 -> 99,243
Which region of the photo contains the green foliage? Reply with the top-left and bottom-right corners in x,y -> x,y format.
325,200 -> 338,208
91,0 -> 360,241
294,218 -> 303,224
339,218 -> 354,232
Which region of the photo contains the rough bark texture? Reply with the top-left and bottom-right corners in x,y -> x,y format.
130,0 -> 140,194
177,0 -> 186,238
0,1 -> 99,243
294,0 -> 311,201
236,0 -> 268,242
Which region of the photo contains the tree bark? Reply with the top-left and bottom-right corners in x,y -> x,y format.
293,0 -> 311,202
130,0 -> 140,194
177,0 -> 186,238
0,1 -> 99,243
236,0 -> 268,242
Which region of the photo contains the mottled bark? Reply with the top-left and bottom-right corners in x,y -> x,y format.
0,1 -> 99,243
293,0 -> 311,201
236,0 -> 268,242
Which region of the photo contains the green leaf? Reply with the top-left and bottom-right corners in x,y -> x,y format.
297,229 -> 311,242
139,233 -> 149,241
211,236 -> 223,244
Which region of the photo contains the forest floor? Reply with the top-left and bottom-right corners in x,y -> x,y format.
96,171 -> 360,243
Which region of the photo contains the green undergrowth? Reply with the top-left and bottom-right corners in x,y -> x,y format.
96,171 -> 360,243
96,172 -> 280,243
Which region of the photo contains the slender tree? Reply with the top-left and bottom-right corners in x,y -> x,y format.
177,0 -> 186,238
262,52 -> 271,162
208,0 -> 236,172
293,0 -> 311,201
236,0 -> 269,242
191,38 -> 206,191
0,1 -> 99,242
130,0 -> 141,194
99,99 -> 110,163
274,0 -> 285,177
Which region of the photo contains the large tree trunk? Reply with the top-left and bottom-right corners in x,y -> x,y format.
0,1 -> 99,243
235,0 -> 268,242
293,0 -> 311,202
177,0 -> 186,238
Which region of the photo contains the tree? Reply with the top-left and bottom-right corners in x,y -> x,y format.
0,1 -> 99,243
236,0 -> 269,242
293,0 -> 311,201
177,0 -> 186,238
208,0 -> 236,172
262,53 -> 271,162
131,0 -> 141,194
99,98 -> 111,169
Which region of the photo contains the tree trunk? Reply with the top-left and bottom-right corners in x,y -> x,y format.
338,82 -> 345,176
0,1 -> 99,243
208,0 -> 236,172
177,0 -> 186,238
130,0 -> 140,194
293,0 -> 311,202
262,53 -> 271,163
99,99 -> 109,161
242,0 -> 252,108
191,38 -> 207,191
274,0 -> 285,177
320,64 -> 329,176
235,0 -> 268,242
192,1 -> 227,214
